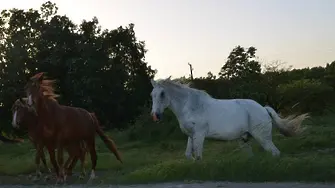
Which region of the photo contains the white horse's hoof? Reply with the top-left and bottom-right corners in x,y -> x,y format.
185,153 -> 195,160
32,176 -> 40,182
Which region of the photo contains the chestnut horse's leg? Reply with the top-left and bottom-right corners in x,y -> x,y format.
64,154 -> 74,176
67,142 -> 86,179
67,156 -> 78,175
56,146 -> 65,183
33,144 -> 43,181
86,138 -> 97,184
64,145 -> 72,171
46,146 -> 59,181
38,145 -> 52,182
40,146 -> 51,173
78,143 -> 87,179
64,144 -> 78,177
64,157 -> 72,170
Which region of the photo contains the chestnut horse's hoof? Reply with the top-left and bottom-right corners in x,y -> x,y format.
27,174 -> 33,180
44,175 -> 51,182
46,168 -> 52,173
79,170 -> 86,180
56,176 -> 65,185
79,174 -> 85,180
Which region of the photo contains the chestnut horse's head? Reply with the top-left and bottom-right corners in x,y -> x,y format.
11,98 -> 29,129
24,72 -> 44,107
24,72 -> 59,108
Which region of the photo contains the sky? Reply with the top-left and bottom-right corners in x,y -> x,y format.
2,0 -> 335,79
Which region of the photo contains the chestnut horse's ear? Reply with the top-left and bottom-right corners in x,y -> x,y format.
37,72 -> 44,82
31,72 -> 44,82
39,73 -> 44,81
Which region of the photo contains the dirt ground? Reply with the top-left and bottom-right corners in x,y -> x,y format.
0,181 -> 334,188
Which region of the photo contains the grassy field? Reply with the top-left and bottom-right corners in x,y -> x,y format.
1,112 -> 335,185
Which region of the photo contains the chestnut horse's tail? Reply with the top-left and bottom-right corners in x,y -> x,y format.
89,113 -> 123,163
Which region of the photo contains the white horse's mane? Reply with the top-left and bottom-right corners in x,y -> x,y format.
155,78 -> 211,98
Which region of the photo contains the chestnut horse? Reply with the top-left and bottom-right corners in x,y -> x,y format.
24,72 -> 122,183
11,98 -> 89,179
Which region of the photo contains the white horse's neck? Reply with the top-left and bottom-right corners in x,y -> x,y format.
167,88 -> 189,120
164,85 -> 208,121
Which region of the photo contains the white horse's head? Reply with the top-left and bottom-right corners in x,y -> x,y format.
150,76 -> 172,121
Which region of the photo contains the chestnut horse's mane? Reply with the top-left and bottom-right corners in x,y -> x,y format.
40,79 -> 60,101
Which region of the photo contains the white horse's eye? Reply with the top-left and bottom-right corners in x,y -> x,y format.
160,92 -> 165,98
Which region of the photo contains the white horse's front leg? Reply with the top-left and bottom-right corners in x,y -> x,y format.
185,137 -> 194,160
193,132 -> 206,160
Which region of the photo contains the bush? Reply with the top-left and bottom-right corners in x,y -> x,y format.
277,79 -> 335,115
126,106 -> 185,142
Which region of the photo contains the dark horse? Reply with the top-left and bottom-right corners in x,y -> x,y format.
24,72 -> 122,183
11,98 -> 88,180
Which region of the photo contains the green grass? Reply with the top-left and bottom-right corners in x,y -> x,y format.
1,114 -> 335,184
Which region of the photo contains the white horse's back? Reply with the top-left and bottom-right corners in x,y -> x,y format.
204,98 -> 271,140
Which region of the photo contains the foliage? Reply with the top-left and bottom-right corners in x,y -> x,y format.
0,1 -> 155,133
277,79 -> 334,115
192,47 -> 335,115
218,46 -> 261,79
124,106 -> 185,142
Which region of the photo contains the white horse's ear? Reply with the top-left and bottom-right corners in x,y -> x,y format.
185,82 -> 191,87
150,79 -> 156,87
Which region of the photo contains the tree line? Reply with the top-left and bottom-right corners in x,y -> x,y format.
192,46 -> 335,117
0,1 -> 155,134
0,1 -> 334,135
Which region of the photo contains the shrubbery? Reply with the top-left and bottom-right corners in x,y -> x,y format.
277,79 -> 335,115
126,107 -> 185,142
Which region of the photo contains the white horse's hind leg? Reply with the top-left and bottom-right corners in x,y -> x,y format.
185,137 -> 194,160
239,133 -> 253,157
260,139 -> 280,156
250,121 -> 280,156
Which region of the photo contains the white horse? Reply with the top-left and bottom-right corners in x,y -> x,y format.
150,77 -> 309,160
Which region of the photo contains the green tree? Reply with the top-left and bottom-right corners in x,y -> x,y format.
218,46 -> 261,80
0,1 -> 155,133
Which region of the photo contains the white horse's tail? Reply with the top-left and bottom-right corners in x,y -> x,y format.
264,106 -> 309,137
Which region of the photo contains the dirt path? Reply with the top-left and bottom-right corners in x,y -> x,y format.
1,182 -> 334,188
1,173 -> 334,187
